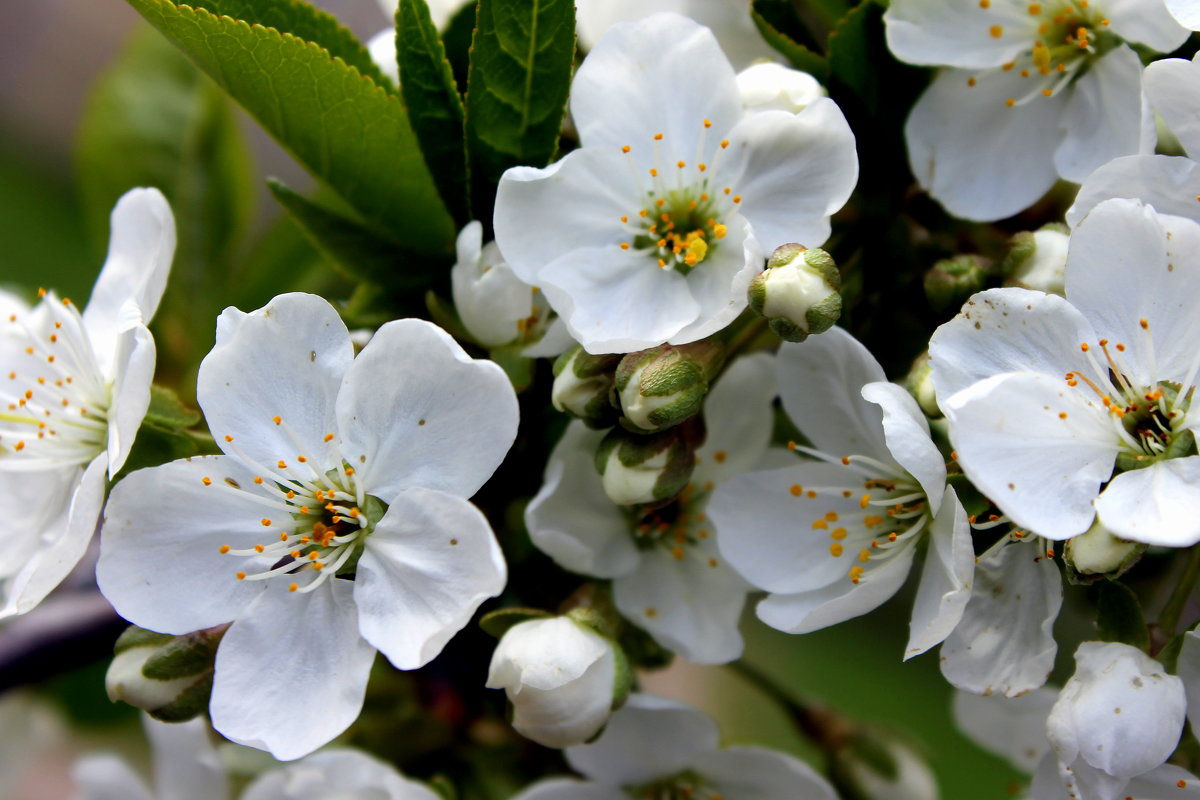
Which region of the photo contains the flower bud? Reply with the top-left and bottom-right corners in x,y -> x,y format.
106,625 -> 224,723
594,425 -> 697,507
485,616 -> 630,748
552,346 -> 622,428
1001,225 -> 1069,296
614,342 -> 724,434
904,351 -> 941,418
737,63 -> 825,114
748,244 -> 841,342
924,254 -> 988,313
1065,518 -> 1143,580
830,729 -> 939,800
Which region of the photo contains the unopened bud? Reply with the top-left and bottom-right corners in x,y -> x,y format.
1001,225 -> 1069,296
737,63 -> 825,114
452,221 -> 555,349
1066,518 -> 1143,580
486,615 -> 630,748
924,254 -> 988,313
831,729 -> 939,800
595,425 -> 697,507
552,346 -> 622,428
614,342 -> 724,433
106,625 -> 224,722
904,352 -> 940,418
748,244 -> 841,342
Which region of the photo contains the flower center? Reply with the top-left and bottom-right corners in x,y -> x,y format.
0,291 -> 110,467
630,482 -> 721,567
629,771 -> 725,799
614,124 -> 740,276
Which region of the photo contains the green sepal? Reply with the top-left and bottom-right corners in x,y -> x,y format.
803,291 -> 842,338
116,423 -> 203,479
479,607 -> 554,639
945,473 -> 990,519
146,674 -> 214,723
750,0 -> 830,80
1093,580 -> 1151,650
114,626 -> 174,655
424,290 -> 475,345
140,627 -> 225,681
144,384 -> 201,429
618,619 -> 674,671
427,775 -> 458,800
490,343 -> 535,393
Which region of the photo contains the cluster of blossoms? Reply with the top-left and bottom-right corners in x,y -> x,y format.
12,0 -> 1200,798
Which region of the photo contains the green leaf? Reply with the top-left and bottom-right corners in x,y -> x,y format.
117,424 -> 202,479
268,179 -> 443,290
125,0 -> 456,254
751,0 -> 830,80
397,0 -> 470,224
442,2 -> 479,95
465,0 -> 576,223
479,607 -> 553,639
827,0 -> 884,113
145,384 -> 201,429
1095,580 -> 1151,651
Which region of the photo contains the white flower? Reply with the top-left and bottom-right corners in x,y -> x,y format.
525,355 -> 777,664
241,750 -> 442,800
1005,226 -> 1070,296
884,0 -> 1187,221
931,198 -> 1200,546
512,694 -> 837,800
1166,0 -> 1200,29
708,327 -> 973,657
0,188 -> 174,618
97,293 -> 518,760
494,12 -> 857,354
73,716 -> 228,800
486,616 -> 621,748
451,221 -> 572,356
737,62 -> 826,115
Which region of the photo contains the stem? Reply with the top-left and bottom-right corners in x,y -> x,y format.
720,314 -> 770,362
1156,544 -> 1200,640
726,659 -> 853,754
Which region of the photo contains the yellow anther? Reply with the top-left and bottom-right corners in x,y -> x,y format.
202,476 -> 212,486
1006,97 -> 1016,107
654,132 -> 664,141
219,545 -> 231,554
830,543 -> 844,557
255,544 -> 265,553
1028,2 -> 1041,12
261,518 -> 272,527
859,549 -> 871,562
849,565 -> 864,584
254,476 -> 264,484
677,160 -> 686,168
859,494 -> 871,509
831,527 -> 848,540
813,519 -> 828,530
273,415 -> 282,425
649,168 -> 658,177
324,432 -> 334,442
825,511 -> 839,522
236,572 -> 247,580
289,583 -> 299,592
790,484 -> 803,496
989,24 -> 1003,37
277,460 -> 287,469
621,145 -> 631,153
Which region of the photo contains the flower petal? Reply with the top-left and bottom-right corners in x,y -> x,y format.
337,318 -> 518,500
512,779 -> 626,800
198,293 -> 352,471
83,188 -> 175,364
242,749 -> 443,800
952,688 -> 1057,772
525,422 -> 640,579
692,353 -> 776,486
97,456 -> 277,634
1178,630 -> 1200,734
940,538 -> 1062,697
1167,0 -> 1200,28
1144,56 -> 1200,159
905,486 -> 973,658
565,694 -> 719,786
699,746 -> 837,799
1068,155 -> 1200,228
1105,0 -> 1190,50
1121,764 -> 1200,799
105,311 -> 154,475
719,101 -> 858,251
355,487 -> 506,670
210,579 -> 375,761
72,755 -> 154,800
905,67 -> 1065,222
1094,458 -> 1200,547
861,381 -> 945,503
667,215 -> 760,346
884,0 -> 1035,68
144,716 -> 229,800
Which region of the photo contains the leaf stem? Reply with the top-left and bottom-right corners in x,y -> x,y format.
726,658 -> 854,754
1155,544 -> 1200,642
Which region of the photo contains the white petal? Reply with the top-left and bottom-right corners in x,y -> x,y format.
210,580 -> 375,761
719,101 -> 858,251
940,539 -> 1062,697
737,63 -> 825,115
97,456 -> 277,634
452,227 -> 541,348
337,318 -> 518,500
1054,48 -> 1149,184
525,422 -> 640,578
612,542 -> 748,665
105,313 -> 154,474
776,326 -> 890,461
522,317 -> 575,358
905,67 -> 1065,222
905,486 -> 973,658
710,462 -> 874,596
72,755 -> 154,800
942,372 -> 1118,540
861,381 -> 945,503
952,688 -> 1057,772
565,694 -> 719,786
144,716 -> 228,800
1047,641 -> 1184,779
1167,0 -> 1200,28
1068,155 -> 1200,228
1122,764 -> 1200,798
1094,458 -> 1200,547
198,293 -> 352,471
1145,56 -> 1200,159
570,13 -> 741,153
929,287 -> 1096,405
699,746 -> 837,800
693,353 -> 776,486
1067,198 -> 1200,385
83,188 -> 175,362
511,779 -> 626,800
667,215 -> 760,346
756,545 -> 914,634
1030,755 -> 1130,800
883,0 -> 1035,68
355,487 -> 505,670
1106,0 -> 1190,50
242,749 -> 443,800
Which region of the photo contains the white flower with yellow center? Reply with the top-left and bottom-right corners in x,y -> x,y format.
0,187 -> 174,618
708,327 -> 973,656
494,12 -> 858,354
97,293 -> 518,760
932,198 -> 1200,546
885,0 -> 1187,221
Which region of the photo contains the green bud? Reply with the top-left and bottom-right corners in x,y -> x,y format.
830,729 -> 939,800
924,254 -> 988,313
551,346 -> 622,428
106,624 -> 225,722
1065,518 -> 1144,581
748,244 -> 841,342
1001,224 -> 1069,296
594,424 -> 697,507
904,351 -> 941,418
614,341 -> 724,433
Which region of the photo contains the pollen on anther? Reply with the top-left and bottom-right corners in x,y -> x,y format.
654,132 -> 663,141
830,543 -> 844,557
860,494 -> 871,508
1042,88 -> 1053,96
297,455 -> 307,463
253,476 -> 264,484
324,432 -> 334,442
790,484 -> 803,496
677,160 -> 686,168
289,583 -> 299,592
277,460 -> 287,469
255,544 -> 265,553
1139,318 -> 1149,329
1005,98 -> 1016,107
989,24 -> 1003,37
236,572 -> 247,580
621,145 -> 631,153
219,545 -> 231,554
261,518 -> 272,527
841,456 -> 851,465
225,435 -> 234,442
649,168 -> 658,177
202,477 -> 212,486
967,77 -> 976,87
273,415 -> 282,425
